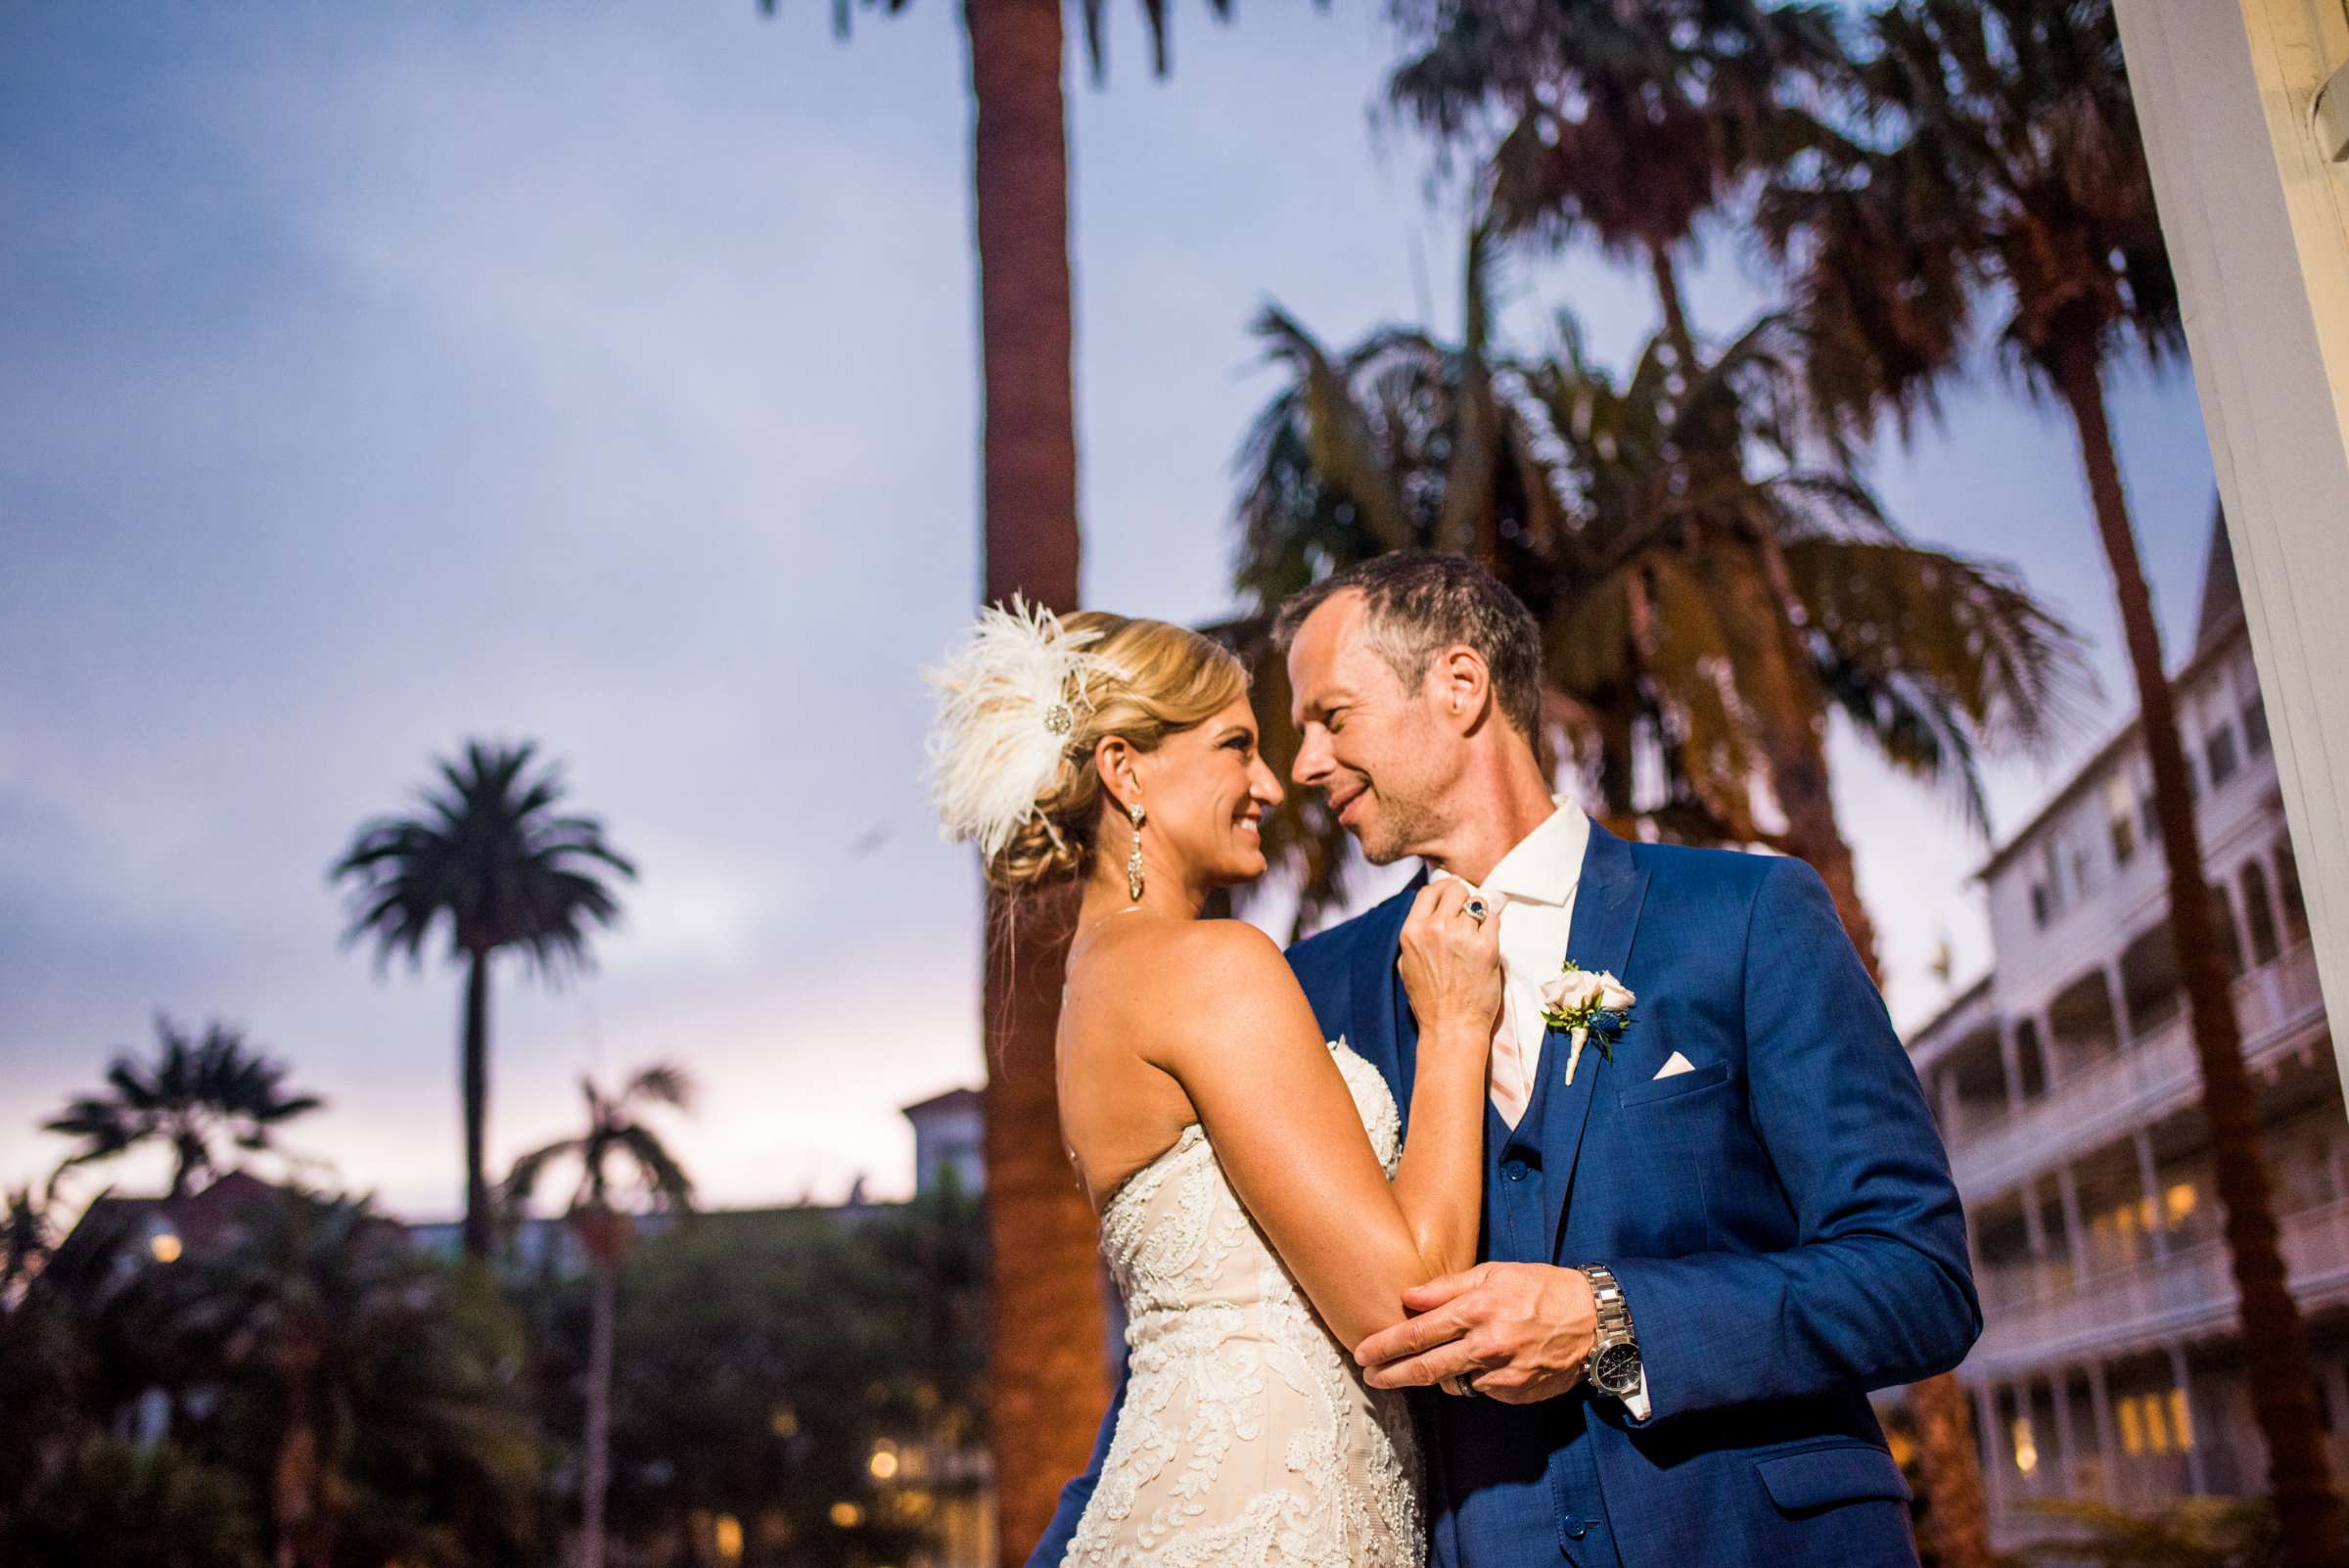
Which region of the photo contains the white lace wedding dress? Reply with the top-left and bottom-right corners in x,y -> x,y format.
1062,1040 -> 1425,1568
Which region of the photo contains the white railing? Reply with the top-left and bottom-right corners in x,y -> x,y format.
1970,1196 -> 2349,1375
1950,940 -> 2326,1199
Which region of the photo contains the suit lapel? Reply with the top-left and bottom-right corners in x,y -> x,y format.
1361,871 -> 1426,1137
1540,818 -> 1650,1256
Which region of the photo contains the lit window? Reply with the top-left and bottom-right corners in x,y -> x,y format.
829,1501 -> 865,1530
2170,1387 -> 2194,1452
2011,1415 -> 2039,1475
2164,1181 -> 2198,1228
2118,1399 -> 2142,1455
714,1515 -> 744,1564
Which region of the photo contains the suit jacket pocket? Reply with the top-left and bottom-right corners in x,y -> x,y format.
1754,1444 -> 1911,1514
1618,1059 -> 1729,1108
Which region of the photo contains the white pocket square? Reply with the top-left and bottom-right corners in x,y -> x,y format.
1652,1051 -> 1696,1081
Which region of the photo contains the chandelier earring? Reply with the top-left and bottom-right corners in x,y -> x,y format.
1126,802 -> 1147,901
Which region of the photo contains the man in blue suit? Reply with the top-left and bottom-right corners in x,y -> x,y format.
1029,551 -> 1979,1568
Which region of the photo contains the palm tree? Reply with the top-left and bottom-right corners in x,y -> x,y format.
332,739 -> 634,1264
1,1187 -> 50,1303
1756,4 -> 2338,1562
1384,7 -> 2022,1550
1233,271 -> 2081,1568
503,1064 -> 695,1568
1232,254 -> 2086,895
774,2 -> 1327,1549
41,1018 -> 322,1203
169,1189 -> 536,1568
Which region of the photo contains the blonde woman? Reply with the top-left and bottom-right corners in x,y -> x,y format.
928,603 -> 1502,1568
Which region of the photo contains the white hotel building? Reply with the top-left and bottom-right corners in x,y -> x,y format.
1900,519 -> 2343,1543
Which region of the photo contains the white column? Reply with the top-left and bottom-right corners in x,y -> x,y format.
1976,1381 -> 2010,1520
2088,1358 -> 2122,1506
2104,965 -> 2134,1051
2056,1161 -> 2092,1287
2000,1025 -> 2029,1115
2112,0 -> 2349,1084
2020,1176 -> 2050,1263
2167,1343 -> 2209,1495
2050,1369 -> 2079,1496
2134,1128 -> 2170,1262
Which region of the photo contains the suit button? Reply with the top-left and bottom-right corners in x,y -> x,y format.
1501,1162 -> 1527,1181
1561,1515 -> 1588,1539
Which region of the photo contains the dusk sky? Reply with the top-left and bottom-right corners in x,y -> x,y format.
2,1 -> 2220,1222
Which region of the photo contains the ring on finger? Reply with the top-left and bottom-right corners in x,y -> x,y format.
1461,895 -> 1491,926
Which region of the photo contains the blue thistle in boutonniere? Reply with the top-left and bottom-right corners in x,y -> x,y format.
1540,960 -> 1636,1084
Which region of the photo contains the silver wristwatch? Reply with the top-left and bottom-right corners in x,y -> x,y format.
1579,1262 -> 1643,1400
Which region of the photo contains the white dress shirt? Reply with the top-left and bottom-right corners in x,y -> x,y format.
1430,797 -> 1589,1123
1432,798 -> 1651,1419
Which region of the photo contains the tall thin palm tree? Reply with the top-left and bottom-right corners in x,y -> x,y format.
776,3 -> 1327,1550
332,739 -> 634,1263
1757,3 -> 2338,1561
503,1063 -> 695,1568
41,1018 -> 323,1202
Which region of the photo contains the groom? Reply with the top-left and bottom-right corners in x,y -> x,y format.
1030,551 -> 1979,1568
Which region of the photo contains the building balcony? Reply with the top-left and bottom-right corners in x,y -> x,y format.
1969,1194 -> 2349,1379
1949,940 -> 2327,1201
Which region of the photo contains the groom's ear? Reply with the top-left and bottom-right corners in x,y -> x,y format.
1430,644 -> 1494,734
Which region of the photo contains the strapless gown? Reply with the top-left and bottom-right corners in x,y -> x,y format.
1061,1039 -> 1424,1568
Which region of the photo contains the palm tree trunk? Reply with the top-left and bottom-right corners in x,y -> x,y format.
580,1252 -> 616,1568
2050,338 -> 2338,1568
963,0 -> 1107,1559
274,1378 -> 319,1568
461,948 -> 493,1262
1647,241 -> 1699,375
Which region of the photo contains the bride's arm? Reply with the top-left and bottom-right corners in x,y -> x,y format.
1143,883 -> 1497,1349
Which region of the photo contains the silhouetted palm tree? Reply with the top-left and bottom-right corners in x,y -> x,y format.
332,739 -> 634,1263
503,1064 -> 695,1568
41,1018 -> 322,1202
1758,5 -> 2337,1562
169,1190 -> 536,1568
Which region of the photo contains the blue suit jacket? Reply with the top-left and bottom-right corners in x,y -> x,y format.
1026,819 -> 1979,1568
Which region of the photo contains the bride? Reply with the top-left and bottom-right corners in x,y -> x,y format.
928,602 -> 1500,1568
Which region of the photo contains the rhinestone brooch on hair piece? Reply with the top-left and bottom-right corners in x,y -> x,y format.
1042,703 -> 1074,736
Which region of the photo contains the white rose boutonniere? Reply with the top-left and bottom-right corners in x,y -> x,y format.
1540,960 -> 1636,1085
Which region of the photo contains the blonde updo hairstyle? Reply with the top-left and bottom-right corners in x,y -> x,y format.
990,613 -> 1248,893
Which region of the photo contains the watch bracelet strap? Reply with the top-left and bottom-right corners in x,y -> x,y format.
1583,1262 -> 1635,1346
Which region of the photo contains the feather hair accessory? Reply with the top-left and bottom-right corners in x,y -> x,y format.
924,597 -> 1118,861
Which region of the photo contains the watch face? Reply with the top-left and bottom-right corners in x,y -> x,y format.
1592,1342 -> 1642,1396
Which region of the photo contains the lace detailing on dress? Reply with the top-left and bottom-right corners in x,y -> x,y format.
1065,1040 -> 1424,1568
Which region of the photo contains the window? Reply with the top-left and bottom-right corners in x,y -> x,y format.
2242,693 -> 2271,757
2279,840 -> 2310,944
2204,724 -> 2240,788
2241,860 -> 2282,966
2106,775 -> 2138,864
2031,882 -> 2051,929
2115,1389 -> 2196,1455
2210,884 -> 2245,978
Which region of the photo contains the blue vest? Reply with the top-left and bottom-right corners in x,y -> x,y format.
1422,1030 -> 1623,1568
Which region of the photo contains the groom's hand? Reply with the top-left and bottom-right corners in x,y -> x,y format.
1354,1263 -> 1596,1405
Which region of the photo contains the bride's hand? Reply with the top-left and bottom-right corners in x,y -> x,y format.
1397,880 -> 1502,1045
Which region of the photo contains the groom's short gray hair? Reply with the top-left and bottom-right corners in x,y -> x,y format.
1271,551 -> 1543,743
